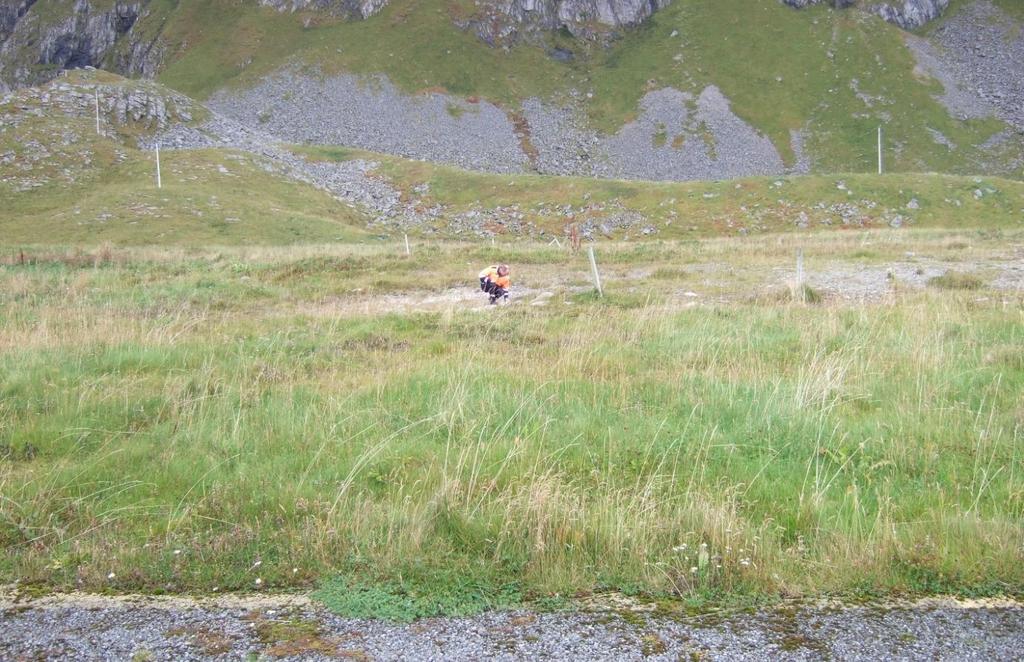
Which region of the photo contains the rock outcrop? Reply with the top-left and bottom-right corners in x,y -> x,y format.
0,0 -> 161,92
781,0 -> 949,30
259,0 -> 390,20
458,0 -> 674,45
868,0 -> 950,30
260,0 -> 677,43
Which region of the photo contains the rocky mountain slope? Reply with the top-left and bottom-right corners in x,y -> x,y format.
0,0 -> 961,90
1,0 -> 1021,184
4,69 -> 1023,244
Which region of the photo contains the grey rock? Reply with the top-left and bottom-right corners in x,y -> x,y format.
260,0 -> 389,20
4,595 -> 1024,662
781,0 -> 947,30
456,0 -> 673,45
211,69 -> 785,182
930,0 -> 1024,133
0,0 -> 161,92
870,0 -> 950,31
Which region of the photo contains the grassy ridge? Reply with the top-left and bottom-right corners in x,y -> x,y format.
0,110 -> 371,245
299,145 -> 1024,237
1,235 -> 1022,615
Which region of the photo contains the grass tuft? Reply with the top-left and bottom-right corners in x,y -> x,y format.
928,271 -> 985,290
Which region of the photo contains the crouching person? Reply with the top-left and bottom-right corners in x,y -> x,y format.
478,264 -> 511,305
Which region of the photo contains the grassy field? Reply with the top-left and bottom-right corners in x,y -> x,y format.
1,231 -> 1021,618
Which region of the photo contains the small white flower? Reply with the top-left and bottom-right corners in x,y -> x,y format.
173,549 -> 181,555
107,572 -> 116,580
292,567 -> 298,574
690,566 -> 698,574
254,578 -> 262,586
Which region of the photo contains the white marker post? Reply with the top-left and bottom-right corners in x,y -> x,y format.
155,143 -> 162,189
877,126 -> 883,175
404,233 -> 411,256
94,90 -> 100,136
795,249 -> 805,303
588,245 -> 603,298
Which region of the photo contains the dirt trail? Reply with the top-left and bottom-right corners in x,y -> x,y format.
289,255 -> 1024,318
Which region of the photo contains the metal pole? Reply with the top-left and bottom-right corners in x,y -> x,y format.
877,126 -> 883,175
155,143 -> 162,189
588,246 -> 603,297
404,233 -> 410,256
94,90 -> 100,135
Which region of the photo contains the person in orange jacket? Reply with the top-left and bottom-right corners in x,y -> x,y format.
478,264 -> 511,304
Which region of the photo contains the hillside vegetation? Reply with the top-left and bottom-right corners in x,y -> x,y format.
0,80 -> 371,245
3,68 -> 1023,247
298,145 -> 1024,238
148,0 -> 1018,175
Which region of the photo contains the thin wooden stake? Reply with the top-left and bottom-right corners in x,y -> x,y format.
404,233 -> 410,256
795,249 -> 805,304
155,143 -> 162,189
588,245 -> 603,297
94,90 -> 100,136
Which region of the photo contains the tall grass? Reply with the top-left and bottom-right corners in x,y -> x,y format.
0,236 -> 1021,613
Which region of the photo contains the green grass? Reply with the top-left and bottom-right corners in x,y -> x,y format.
928,270 -> 985,290
1,233 -> 1021,617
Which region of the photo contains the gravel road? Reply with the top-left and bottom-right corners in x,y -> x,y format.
2,592 -> 1022,661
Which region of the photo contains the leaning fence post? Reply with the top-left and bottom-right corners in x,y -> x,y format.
588,245 -> 603,297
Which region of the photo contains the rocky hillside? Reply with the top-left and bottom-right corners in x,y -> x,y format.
0,0 -> 961,92
1,0 -> 1021,184
4,69 -> 1023,245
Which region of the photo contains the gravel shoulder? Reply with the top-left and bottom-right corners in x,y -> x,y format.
2,590 -> 1022,661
